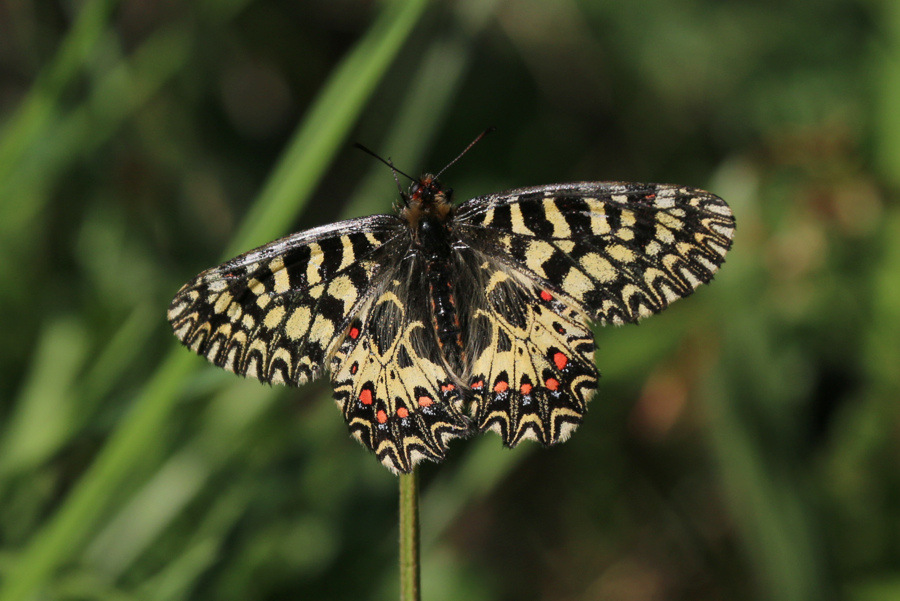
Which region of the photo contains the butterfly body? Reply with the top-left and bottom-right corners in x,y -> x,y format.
169,175 -> 734,473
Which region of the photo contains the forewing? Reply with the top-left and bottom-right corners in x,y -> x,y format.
168,215 -> 405,385
330,267 -> 471,473
455,183 -> 735,325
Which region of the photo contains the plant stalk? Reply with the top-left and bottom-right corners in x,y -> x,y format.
399,470 -> 421,601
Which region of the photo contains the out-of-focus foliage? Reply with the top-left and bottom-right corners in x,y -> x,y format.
0,1 -> 897,600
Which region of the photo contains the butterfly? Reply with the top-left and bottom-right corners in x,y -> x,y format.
168,135 -> 735,473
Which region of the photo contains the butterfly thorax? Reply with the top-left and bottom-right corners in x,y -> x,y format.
399,176 -> 465,372
399,175 -> 454,233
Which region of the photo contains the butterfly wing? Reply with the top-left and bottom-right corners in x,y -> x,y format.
330,265 -> 471,473
453,249 -> 598,446
167,215 -> 407,386
453,182 -> 734,446
169,215 -> 471,473
454,182 -> 735,325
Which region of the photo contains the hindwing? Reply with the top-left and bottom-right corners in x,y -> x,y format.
330,272 -> 470,473
459,254 -> 598,447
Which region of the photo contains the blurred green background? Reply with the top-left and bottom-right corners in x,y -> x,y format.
1,0 -> 898,599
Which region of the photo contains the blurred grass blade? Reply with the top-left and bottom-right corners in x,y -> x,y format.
78,303 -> 159,414
136,485 -> 253,601
84,379 -> 278,580
0,0 -> 121,191
0,2 -> 429,600
875,1 -> 900,187
0,318 -> 88,479
85,451 -> 209,576
704,323 -> 823,601
228,0 -> 430,255
344,0 -> 500,218
0,351 -> 194,601
0,25 -> 192,242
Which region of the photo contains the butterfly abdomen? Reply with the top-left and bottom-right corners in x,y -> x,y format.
417,216 -> 465,372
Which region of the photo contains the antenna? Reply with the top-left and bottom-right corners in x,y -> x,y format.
354,142 -> 418,205
353,143 -> 417,182
435,127 -> 496,180
354,127 -> 496,204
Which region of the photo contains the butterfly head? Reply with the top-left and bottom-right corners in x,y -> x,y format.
401,174 -> 454,224
408,175 -> 452,206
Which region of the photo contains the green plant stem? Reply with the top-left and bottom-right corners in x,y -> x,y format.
399,470 -> 421,601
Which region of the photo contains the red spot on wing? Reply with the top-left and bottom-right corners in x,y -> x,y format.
471,379 -> 484,390
397,407 -> 409,418
359,389 -> 373,405
545,377 -> 559,391
520,382 -> 533,395
350,362 -> 358,375
418,396 -> 433,407
493,380 -> 509,393
376,410 -> 388,424
441,383 -> 456,392
540,290 -> 553,302
645,193 -> 656,200
349,326 -> 360,339
553,352 -> 568,371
